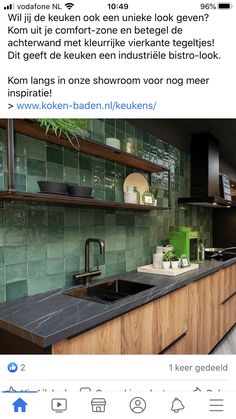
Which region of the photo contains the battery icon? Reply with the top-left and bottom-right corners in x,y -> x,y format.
218,3 -> 232,8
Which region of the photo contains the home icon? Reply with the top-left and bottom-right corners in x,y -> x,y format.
12,398 -> 27,413
91,398 -> 106,413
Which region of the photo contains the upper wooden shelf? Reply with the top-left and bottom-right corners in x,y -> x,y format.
0,119 -> 168,174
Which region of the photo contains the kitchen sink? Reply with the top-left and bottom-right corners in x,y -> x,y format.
64,279 -> 155,304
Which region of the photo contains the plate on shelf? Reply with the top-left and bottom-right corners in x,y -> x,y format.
123,173 -> 149,199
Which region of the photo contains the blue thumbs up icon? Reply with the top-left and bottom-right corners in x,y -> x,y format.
8,362 -> 18,373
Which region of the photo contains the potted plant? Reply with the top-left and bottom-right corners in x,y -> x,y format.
162,251 -> 173,269
170,254 -> 180,269
36,118 -> 88,150
150,186 -> 158,206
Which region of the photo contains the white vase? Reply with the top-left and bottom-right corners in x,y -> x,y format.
171,261 -> 179,270
162,261 -> 171,269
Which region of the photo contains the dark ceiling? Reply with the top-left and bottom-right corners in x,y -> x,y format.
130,119 -> 236,172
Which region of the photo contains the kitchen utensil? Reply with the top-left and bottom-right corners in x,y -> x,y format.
205,247 -> 236,258
38,181 -> 68,194
123,173 -> 149,203
68,185 -> 94,198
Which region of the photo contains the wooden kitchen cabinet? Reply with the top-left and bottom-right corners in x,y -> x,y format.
52,317 -> 122,355
52,286 -> 189,355
188,271 -> 221,354
219,264 -> 236,338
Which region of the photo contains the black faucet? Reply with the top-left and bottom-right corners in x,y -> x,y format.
74,238 -> 105,286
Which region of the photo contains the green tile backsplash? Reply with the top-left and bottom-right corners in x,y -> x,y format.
0,121 -> 213,302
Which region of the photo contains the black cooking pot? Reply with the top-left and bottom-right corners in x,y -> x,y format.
205,247 -> 236,258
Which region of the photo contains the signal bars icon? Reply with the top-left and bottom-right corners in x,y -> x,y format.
65,2 -> 74,9
4,3 -> 14,10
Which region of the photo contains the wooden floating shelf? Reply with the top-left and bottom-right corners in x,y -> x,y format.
0,119 -> 168,173
0,191 -> 170,211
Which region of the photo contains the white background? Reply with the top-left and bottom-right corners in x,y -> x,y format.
0,0 -> 236,117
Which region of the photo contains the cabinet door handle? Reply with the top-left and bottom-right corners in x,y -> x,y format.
221,290 -> 236,305
159,331 -> 188,354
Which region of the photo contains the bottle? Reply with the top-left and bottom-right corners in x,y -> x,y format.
198,239 -> 205,263
153,247 -> 164,269
133,186 -> 140,204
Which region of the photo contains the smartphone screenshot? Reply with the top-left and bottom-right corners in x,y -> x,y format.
0,0 -> 236,417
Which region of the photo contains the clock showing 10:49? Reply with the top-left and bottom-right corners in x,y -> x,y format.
107,3 -> 129,10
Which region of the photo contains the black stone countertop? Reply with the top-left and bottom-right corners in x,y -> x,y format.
0,258 -> 236,348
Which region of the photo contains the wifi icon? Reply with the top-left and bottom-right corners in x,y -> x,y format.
65,2 -> 74,9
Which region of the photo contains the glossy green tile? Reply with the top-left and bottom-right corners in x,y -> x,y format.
80,154 -> 92,171
27,227 -> 47,243
27,244 -> 46,261
80,170 -> 93,186
6,263 -> 27,282
47,273 -> 65,291
47,162 -> 64,181
27,158 -> 46,177
28,209 -> 46,226
15,173 -> 26,191
105,123 -> 115,138
47,242 -> 64,259
47,227 -> 64,243
28,275 -> 47,295
48,210 -> 64,227
64,227 -> 79,242
5,227 -> 27,244
63,242 -> 80,257
4,245 -> 26,265
15,134 -> 27,156
94,211 -> 105,227
105,251 -> 116,265
64,209 -> 79,227
0,268 -> 4,286
28,260 -> 46,280
27,175 -> 44,193
105,263 -> 117,276
0,227 -> 4,246
91,119 -> 105,143
47,258 -> 64,275
0,286 -> 5,303
15,156 -> 27,174
64,149 -> 78,168
5,208 -> 26,226
46,146 -> 63,164
63,166 -> 78,183
6,280 -> 28,301
93,187 -> 104,200
65,255 -> 79,272
27,137 -> 46,160
105,189 -> 115,201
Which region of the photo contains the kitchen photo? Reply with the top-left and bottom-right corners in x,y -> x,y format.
0,118 -> 235,355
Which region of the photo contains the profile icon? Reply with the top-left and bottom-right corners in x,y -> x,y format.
130,397 -> 146,414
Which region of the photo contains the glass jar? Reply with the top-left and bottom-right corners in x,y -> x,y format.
198,239 -> 205,263
123,137 -> 138,155
133,186 -> 140,204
